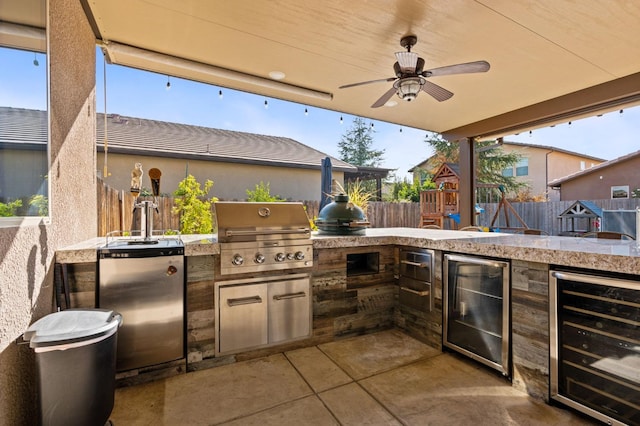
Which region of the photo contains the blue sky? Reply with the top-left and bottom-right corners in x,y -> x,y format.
3,46 -> 639,180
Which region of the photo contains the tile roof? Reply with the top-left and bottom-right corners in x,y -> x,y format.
0,107 -> 357,172
549,149 -> 640,187
95,113 -> 356,172
0,107 -> 47,149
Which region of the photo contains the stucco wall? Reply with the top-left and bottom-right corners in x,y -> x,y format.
501,144 -> 602,201
0,1 -> 97,424
559,157 -> 640,200
98,152 -> 344,201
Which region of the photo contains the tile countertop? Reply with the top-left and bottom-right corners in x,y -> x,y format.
56,228 -> 640,276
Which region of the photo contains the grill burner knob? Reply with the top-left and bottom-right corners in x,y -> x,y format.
275,252 -> 286,262
232,254 -> 244,265
254,253 -> 266,264
286,253 -> 295,260
294,251 -> 305,260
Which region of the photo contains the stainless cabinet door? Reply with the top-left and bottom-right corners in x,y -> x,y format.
218,283 -> 268,353
99,255 -> 184,371
268,277 -> 311,344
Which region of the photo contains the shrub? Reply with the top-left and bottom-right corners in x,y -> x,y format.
172,175 -> 218,234
246,181 -> 285,202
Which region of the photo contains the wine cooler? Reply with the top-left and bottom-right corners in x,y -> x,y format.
443,254 -> 510,376
550,270 -> 640,426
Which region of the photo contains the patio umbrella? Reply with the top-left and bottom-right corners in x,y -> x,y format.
320,157 -> 332,210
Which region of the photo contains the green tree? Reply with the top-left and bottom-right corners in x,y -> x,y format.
338,117 -> 386,195
246,181 -> 285,202
424,133 -> 526,197
386,177 -> 436,202
338,117 -> 385,167
172,175 -> 218,234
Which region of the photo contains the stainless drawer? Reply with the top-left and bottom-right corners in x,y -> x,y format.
399,277 -> 432,312
399,249 -> 433,283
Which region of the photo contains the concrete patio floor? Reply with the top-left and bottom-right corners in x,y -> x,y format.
109,329 -> 596,425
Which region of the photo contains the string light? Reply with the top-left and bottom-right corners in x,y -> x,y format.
399,127 -> 403,133
166,76 -> 171,90
304,107 -> 308,116
620,109 -> 624,115
218,90 -> 223,100
339,116 -> 343,124
568,121 -> 572,126
33,53 -> 39,67
529,130 -> 532,137
371,122 -> 374,129
264,100 -> 268,109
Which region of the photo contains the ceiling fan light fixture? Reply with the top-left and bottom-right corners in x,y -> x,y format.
395,51 -> 418,72
394,77 -> 424,102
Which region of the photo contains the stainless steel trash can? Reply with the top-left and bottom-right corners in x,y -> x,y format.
23,309 -> 122,426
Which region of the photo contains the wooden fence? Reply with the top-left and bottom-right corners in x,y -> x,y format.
478,199 -> 640,235
97,179 -> 421,236
98,179 -> 181,237
97,179 -> 639,236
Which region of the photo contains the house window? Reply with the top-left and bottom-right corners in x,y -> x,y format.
502,167 -> 514,177
515,158 -> 529,176
0,27 -> 49,227
580,160 -> 586,170
611,185 -> 629,199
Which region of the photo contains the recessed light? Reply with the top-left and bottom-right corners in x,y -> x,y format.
269,71 -> 286,80
384,100 -> 398,107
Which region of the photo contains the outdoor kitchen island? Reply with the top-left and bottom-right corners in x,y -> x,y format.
55,228 -> 640,424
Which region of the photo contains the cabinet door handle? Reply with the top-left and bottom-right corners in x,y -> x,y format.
273,291 -> 306,301
400,286 -> 430,296
227,296 -> 263,307
401,260 -> 430,268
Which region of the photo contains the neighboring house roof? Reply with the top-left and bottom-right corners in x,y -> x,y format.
95,113 -> 357,172
549,149 -> 640,187
408,140 -> 605,172
0,107 -> 47,149
0,107 -> 358,172
499,140 -> 605,163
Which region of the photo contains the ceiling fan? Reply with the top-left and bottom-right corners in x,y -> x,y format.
339,35 -> 490,108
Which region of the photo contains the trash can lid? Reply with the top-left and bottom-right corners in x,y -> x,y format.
23,309 -> 121,348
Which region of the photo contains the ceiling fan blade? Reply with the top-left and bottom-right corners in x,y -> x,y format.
423,60 -> 490,77
422,80 -> 453,102
339,77 -> 396,89
395,51 -> 418,72
371,87 -> 398,108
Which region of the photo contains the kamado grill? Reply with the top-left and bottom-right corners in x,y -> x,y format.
315,194 -> 370,235
213,202 -> 314,355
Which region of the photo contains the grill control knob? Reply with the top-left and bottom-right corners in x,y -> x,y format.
294,251 -> 305,260
232,254 -> 244,265
286,253 -> 295,260
254,253 -> 266,264
275,252 -> 286,262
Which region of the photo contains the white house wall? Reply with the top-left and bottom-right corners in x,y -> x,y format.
98,152 -> 344,202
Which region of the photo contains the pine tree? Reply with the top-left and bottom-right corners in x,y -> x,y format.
338,117 -> 385,166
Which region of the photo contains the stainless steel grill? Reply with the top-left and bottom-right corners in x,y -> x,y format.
213,202 -> 313,355
215,202 -> 313,275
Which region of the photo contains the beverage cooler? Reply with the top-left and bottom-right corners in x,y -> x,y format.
443,254 -> 510,376
550,269 -> 640,426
